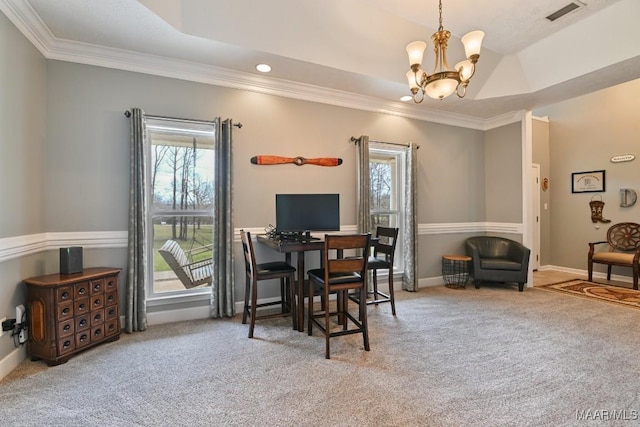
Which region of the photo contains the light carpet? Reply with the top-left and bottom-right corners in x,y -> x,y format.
539,279 -> 640,310
2,285 -> 640,426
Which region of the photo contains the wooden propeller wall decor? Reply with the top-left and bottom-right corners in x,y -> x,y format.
250,155 -> 342,167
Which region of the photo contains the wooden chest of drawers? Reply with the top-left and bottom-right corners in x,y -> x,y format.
24,267 -> 122,366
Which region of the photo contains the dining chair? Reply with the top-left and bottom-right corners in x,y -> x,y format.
307,233 -> 371,359
366,226 -> 399,315
240,230 -> 297,338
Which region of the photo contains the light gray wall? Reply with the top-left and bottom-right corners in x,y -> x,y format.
532,118 -> 551,266
417,123 -> 485,277
0,13 -> 47,361
535,78 -> 640,274
0,13 -> 526,365
44,61 -> 490,284
484,122 -> 523,223
417,123 -> 486,223
0,12 -> 47,238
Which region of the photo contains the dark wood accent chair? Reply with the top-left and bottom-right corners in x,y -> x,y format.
307,234 -> 371,359
367,226 -> 399,315
588,222 -> 640,290
158,240 -> 212,289
465,236 -> 531,292
240,230 -> 296,338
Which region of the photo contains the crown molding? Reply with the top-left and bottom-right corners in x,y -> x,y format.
532,115 -> 549,123
480,111 -> 526,131
0,0 -> 520,131
0,0 -> 53,54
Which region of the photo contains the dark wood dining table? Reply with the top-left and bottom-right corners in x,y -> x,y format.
256,234 -> 324,332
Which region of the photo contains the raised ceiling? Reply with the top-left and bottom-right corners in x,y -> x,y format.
1,0 -> 638,127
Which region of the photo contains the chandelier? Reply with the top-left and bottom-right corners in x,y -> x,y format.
405,0 -> 484,101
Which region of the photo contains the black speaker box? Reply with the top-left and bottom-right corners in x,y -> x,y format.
60,247 -> 83,275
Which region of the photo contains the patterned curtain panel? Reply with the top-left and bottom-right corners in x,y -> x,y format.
402,142 -> 419,292
125,108 -> 148,332
356,135 -> 371,234
210,118 -> 235,318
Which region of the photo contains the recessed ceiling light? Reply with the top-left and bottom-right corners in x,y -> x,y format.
400,95 -> 413,102
256,64 -> 271,73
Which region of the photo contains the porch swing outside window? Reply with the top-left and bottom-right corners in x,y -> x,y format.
146,117 -> 216,298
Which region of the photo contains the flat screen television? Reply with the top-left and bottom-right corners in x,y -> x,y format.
275,193 -> 340,238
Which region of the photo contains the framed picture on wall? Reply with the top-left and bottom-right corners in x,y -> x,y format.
571,170 -> 606,193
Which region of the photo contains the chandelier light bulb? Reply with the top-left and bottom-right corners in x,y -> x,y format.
455,60 -> 474,82
406,41 -> 427,68
461,31 -> 485,59
425,78 -> 458,100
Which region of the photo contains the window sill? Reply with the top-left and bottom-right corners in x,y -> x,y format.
146,289 -> 211,307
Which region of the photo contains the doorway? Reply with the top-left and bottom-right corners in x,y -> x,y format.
531,164 -> 541,270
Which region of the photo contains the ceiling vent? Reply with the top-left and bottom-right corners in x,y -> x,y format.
546,2 -> 582,21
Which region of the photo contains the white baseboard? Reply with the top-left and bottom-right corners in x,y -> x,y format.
0,345 -> 27,381
419,276 -> 446,288
146,305 -> 212,326
538,264 -> 633,284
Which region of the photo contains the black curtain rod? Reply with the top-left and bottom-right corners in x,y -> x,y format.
124,110 -> 242,128
350,136 -> 419,149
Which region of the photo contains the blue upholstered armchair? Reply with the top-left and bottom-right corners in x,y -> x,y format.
465,236 -> 531,292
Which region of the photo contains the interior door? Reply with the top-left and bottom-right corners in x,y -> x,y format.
531,164 -> 541,270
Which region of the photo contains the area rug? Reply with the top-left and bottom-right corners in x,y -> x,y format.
539,279 -> 640,310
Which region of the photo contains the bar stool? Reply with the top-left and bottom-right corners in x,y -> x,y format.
366,226 -> 399,315
307,233 -> 371,359
240,230 -> 296,338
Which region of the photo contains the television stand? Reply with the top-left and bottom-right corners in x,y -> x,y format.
302,230 -> 320,241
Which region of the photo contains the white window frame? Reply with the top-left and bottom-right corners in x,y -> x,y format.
145,118 -> 216,302
369,144 -> 405,274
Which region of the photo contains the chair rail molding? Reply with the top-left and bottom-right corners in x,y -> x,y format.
0,231 -> 128,263
418,222 -> 523,235
0,223 -> 521,263
0,233 -> 47,263
239,223 -> 521,241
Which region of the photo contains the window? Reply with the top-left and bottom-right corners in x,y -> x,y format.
369,144 -> 405,271
146,118 -> 216,298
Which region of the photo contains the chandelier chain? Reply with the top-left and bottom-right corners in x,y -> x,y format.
438,0 -> 443,31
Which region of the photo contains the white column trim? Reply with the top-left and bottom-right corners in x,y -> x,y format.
522,111 -> 534,287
